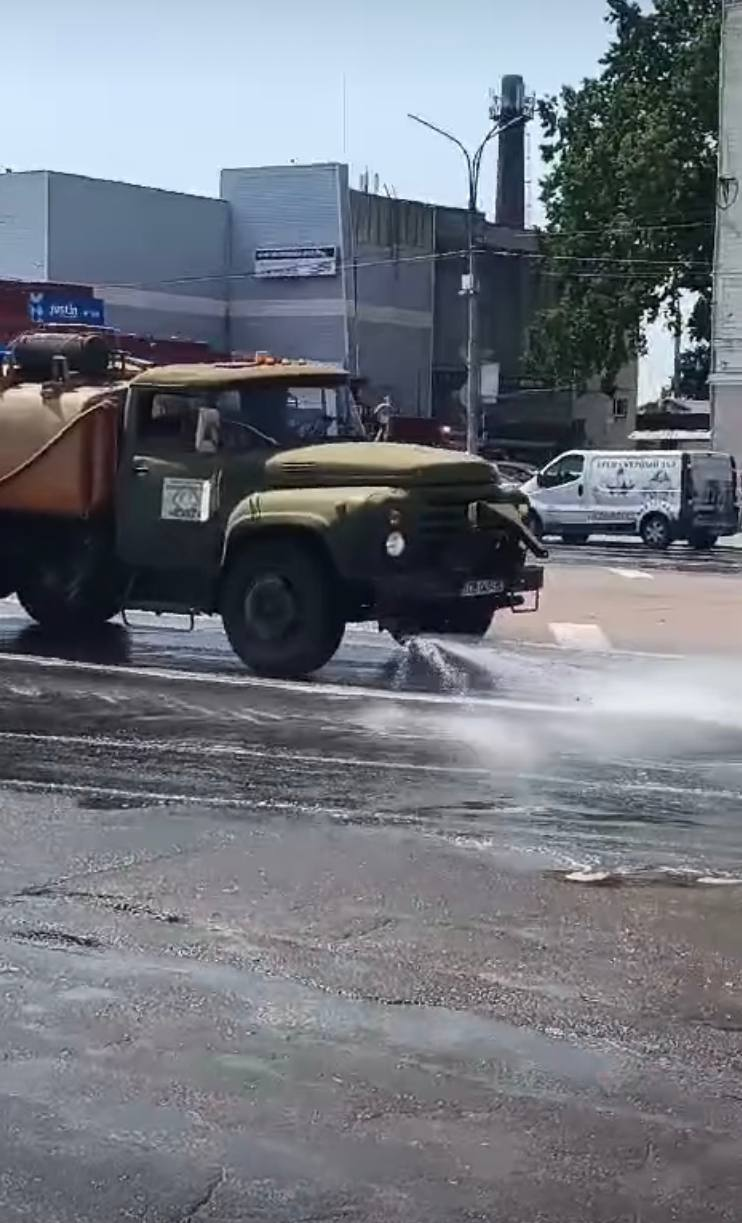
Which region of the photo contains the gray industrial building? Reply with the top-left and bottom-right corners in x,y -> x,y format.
0,81 -> 636,456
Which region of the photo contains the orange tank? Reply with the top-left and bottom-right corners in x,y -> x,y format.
0,382 -> 127,518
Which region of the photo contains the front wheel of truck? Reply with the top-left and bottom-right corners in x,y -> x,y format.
221,538 -> 345,678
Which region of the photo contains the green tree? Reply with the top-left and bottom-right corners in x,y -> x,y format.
529,0 -> 721,394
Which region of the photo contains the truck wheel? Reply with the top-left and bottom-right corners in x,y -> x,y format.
640,513 -> 671,550
221,538 -> 345,678
689,530 -> 718,550
17,534 -> 124,630
416,597 -> 497,639
17,574 -> 122,630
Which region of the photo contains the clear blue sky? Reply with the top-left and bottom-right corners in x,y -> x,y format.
1,0 -> 668,396
2,0 -> 610,210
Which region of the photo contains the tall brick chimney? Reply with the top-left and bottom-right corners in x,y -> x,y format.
495,74 -> 526,229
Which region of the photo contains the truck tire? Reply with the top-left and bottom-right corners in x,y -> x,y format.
688,530 -> 718,550
416,597 -> 497,639
640,513 -> 671,550
221,538 -> 345,678
16,531 -> 124,630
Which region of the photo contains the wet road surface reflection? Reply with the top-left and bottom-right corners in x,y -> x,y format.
1,601 -> 742,883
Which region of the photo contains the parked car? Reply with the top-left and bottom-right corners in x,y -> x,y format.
493,460 -> 537,486
521,449 -> 740,549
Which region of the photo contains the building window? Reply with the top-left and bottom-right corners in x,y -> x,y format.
613,396 -> 629,420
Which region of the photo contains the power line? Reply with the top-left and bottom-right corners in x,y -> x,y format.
93,240 -> 714,295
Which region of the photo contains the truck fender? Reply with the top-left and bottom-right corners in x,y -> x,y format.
222,501 -> 336,569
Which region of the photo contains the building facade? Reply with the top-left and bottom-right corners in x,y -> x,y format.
0,160 -> 636,454
712,0 -> 742,460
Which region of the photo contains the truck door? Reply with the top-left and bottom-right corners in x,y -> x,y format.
116,386 -> 225,580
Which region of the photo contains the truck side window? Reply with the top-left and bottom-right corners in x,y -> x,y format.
138,391 -> 200,451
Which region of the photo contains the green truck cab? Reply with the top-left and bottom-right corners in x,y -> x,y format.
0,333 -> 546,677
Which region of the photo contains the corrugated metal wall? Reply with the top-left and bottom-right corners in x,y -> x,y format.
46,174 -> 229,348
350,193 -> 434,413
221,164 -> 351,362
713,0 -> 742,459
0,172 -> 49,280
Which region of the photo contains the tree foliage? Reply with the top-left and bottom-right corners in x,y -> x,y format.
528,0 -> 721,393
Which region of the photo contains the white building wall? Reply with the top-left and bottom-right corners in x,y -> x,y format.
46,174 -> 229,348
712,0 -> 742,459
576,361 -> 638,449
0,172 -> 49,280
221,164 -> 352,363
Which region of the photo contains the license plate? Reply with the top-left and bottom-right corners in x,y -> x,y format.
461,578 -> 505,598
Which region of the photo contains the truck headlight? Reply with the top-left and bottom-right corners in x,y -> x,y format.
385,531 -> 406,558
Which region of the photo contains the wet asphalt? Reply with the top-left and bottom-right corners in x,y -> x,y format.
1,540 -> 742,1220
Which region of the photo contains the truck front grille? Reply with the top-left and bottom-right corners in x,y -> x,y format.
418,502 -> 470,537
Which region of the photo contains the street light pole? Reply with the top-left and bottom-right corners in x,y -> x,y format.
408,111 -> 526,454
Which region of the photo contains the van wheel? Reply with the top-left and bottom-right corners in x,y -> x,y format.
689,530 -> 718,550
561,531 -> 590,545
641,513 -> 671,550
221,538 -> 345,678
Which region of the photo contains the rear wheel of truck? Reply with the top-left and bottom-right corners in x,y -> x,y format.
17,530 -> 124,630
688,530 -> 718,550
416,597 -> 497,639
221,538 -> 345,678
640,513 -> 672,550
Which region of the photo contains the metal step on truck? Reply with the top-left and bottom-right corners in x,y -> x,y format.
0,330 -> 546,678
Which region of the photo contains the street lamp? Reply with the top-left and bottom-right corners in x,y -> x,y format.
408,111 -> 528,454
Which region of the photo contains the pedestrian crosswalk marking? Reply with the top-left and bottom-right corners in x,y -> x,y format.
608,568 -> 653,581
549,622 -> 612,651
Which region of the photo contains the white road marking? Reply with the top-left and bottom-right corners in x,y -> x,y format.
608,568 -> 654,581
4,732 -> 740,799
0,775 -> 350,815
0,649 -> 589,714
549,622 -> 612,652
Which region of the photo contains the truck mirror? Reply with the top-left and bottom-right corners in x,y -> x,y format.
195,406 -> 220,455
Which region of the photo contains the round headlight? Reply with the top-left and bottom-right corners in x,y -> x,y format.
385,531 -> 406,558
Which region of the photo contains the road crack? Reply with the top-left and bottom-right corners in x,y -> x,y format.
10,928 -> 101,950
178,1167 -> 225,1221
15,886 -> 184,924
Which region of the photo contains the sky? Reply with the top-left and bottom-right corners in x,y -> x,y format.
1,0 -> 670,398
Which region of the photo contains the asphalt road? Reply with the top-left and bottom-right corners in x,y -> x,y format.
547,534 -> 742,575
2,566 -> 742,1221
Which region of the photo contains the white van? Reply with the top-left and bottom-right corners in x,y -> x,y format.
521,450 -> 739,549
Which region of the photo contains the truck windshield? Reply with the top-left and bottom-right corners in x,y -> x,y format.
217,382 -> 366,447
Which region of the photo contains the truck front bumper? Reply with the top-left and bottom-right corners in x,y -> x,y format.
374,563 -> 545,614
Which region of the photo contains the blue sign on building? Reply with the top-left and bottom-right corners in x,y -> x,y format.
27,292 -> 105,327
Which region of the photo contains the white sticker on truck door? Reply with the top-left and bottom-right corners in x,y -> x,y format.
160,478 -> 213,523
